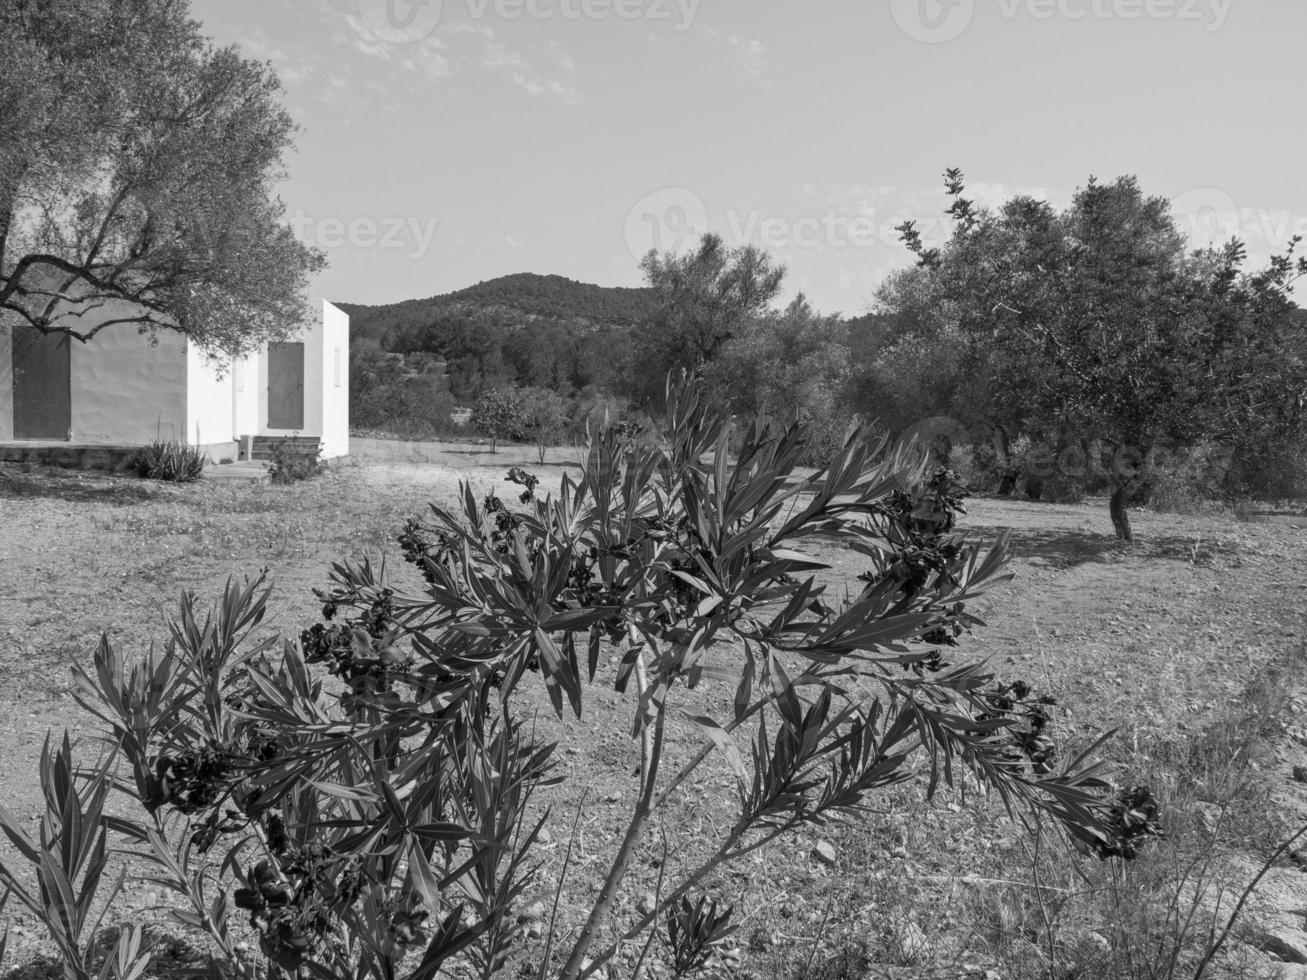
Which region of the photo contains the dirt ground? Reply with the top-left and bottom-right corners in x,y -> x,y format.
1,437 -> 1305,978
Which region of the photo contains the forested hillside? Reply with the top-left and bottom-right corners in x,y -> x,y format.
336,274 -> 660,433
336,273 -> 656,347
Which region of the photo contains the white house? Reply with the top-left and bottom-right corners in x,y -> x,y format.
0,300 -> 349,461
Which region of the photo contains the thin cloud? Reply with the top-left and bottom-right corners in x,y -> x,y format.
481,34 -> 585,106
237,27 -> 320,85
701,25 -> 770,83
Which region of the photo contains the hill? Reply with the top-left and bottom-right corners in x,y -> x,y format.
335,273 -> 657,347
335,274 -> 658,402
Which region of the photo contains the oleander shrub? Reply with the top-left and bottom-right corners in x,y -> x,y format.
10,376 -> 1157,980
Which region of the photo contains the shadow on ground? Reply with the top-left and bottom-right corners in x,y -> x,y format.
964,522 -> 1228,571
0,465 -> 169,505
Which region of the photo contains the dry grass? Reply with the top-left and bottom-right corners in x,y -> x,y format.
1,439 -> 1306,979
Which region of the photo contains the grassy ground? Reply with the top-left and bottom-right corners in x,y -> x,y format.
1,438 -> 1306,980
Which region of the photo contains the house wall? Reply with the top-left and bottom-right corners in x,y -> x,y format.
185,345 -> 238,458
2,297 -> 346,458
69,324 -> 188,444
256,301 -> 349,458
233,351 -> 259,441
0,323 -> 12,440
321,301 -> 350,458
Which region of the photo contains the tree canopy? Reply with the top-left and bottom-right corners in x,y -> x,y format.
626,233 -> 785,408
0,0 -> 323,357
880,170 -> 1307,538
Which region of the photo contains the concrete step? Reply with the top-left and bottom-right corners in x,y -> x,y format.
245,436 -> 321,461
203,461 -> 269,483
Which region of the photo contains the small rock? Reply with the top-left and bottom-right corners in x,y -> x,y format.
811,841 -> 838,866
526,922 -> 543,939
1257,928 -> 1307,964
537,828 -> 553,844
896,921 -> 929,960
518,901 -> 546,923
637,892 -> 657,916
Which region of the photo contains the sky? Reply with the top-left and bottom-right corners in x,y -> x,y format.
188,0 -> 1307,316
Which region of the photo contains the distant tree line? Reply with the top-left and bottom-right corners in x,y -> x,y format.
344,172 -> 1307,535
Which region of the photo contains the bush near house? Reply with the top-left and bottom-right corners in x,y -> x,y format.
268,439 -> 328,484
128,439 -> 206,483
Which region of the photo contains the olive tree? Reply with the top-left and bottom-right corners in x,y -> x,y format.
887,169 -> 1307,539
0,0 -> 323,356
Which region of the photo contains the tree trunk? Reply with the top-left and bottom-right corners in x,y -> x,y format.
1109,481 -> 1135,541
0,163 -> 24,274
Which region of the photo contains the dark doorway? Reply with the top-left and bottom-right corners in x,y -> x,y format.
12,328 -> 71,440
268,341 -> 304,429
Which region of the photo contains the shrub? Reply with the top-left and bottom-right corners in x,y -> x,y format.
794,404 -> 858,468
268,440 -> 327,484
31,377 -> 1150,980
128,439 -> 206,482
469,387 -> 523,452
517,386 -> 572,464
355,381 -> 468,441
1221,433 -> 1307,501
1143,442 -> 1230,515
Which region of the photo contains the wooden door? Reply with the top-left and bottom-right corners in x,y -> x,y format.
267,341 -> 304,429
12,328 -> 71,440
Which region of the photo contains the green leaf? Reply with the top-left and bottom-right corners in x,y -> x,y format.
407,838 -> 440,910
684,713 -> 747,781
